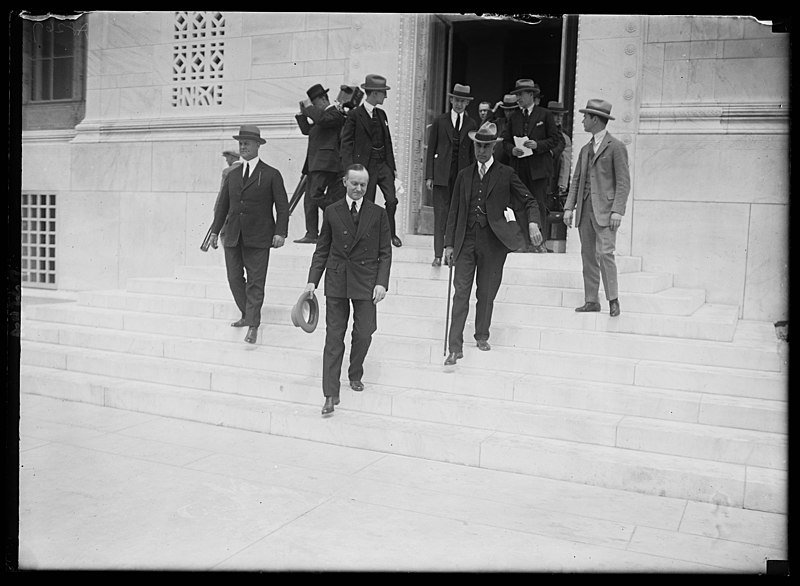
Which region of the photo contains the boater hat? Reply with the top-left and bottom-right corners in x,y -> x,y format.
468,121 -> 504,144
361,74 -> 391,91
447,83 -> 474,101
232,125 -> 266,144
578,98 -> 615,120
510,78 -> 541,95
291,291 -> 319,333
499,94 -> 519,109
306,83 -> 329,101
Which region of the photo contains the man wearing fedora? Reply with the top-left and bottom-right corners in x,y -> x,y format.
563,99 -> 631,317
443,121 -> 543,366
304,164 -> 393,416
340,74 -> 403,248
209,125 -> 290,343
547,100 -> 572,198
492,94 -> 518,165
425,83 -> 479,266
293,83 -> 346,244
501,79 -> 560,253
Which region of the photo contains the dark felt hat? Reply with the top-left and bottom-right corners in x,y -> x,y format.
232,125 -> 266,144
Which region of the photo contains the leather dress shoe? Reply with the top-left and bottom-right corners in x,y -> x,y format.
230,318 -> 247,327
391,235 -> 403,247
444,351 -> 463,366
575,302 -> 601,313
349,380 -> 364,392
432,258 -> 442,267
322,396 -> 339,415
476,339 -> 491,351
244,326 -> 258,344
293,235 -> 318,244
609,298 -> 621,317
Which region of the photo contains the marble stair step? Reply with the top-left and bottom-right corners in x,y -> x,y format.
18,363 -> 785,514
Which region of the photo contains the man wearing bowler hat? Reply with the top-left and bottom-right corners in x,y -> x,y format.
340,74 -> 403,248
293,82 -> 346,244
500,79 -> 560,253
425,83 -> 478,266
209,125 -> 290,343
563,98 -> 631,317
443,121 -> 542,366
304,164 -> 392,416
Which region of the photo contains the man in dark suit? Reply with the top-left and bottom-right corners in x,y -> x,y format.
501,79 -> 560,253
209,125 -> 289,344
340,74 -> 402,248
563,99 -> 631,317
293,83 -> 346,244
305,164 -> 393,416
425,83 -> 478,266
492,94 -> 518,165
443,121 -> 543,366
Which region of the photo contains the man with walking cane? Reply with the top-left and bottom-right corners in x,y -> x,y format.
443,121 -> 542,366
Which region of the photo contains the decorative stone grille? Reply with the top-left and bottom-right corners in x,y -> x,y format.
171,11 -> 225,107
21,193 -> 57,288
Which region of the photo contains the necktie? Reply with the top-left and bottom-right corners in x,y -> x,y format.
479,162 -> 487,180
522,108 -> 529,127
455,114 -> 461,133
589,139 -> 596,158
242,163 -> 250,184
351,200 -> 359,225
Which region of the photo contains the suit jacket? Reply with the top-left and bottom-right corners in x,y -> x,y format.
340,104 -> 396,172
214,161 -> 242,212
212,159 -> 290,248
445,162 -> 541,260
501,105 -> 560,181
295,104 -> 345,173
564,131 -> 630,227
425,111 -> 477,186
307,197 -> 392,300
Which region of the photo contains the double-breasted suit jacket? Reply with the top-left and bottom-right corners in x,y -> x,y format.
295,104 -> 345,174
307,197 -> 392,300
213,159 -> 290,248
340,104 -> 396,173
445,162 -> 541,261
564,132 -> 630,227
425,112 -> 478,186
500,105 -> 560,181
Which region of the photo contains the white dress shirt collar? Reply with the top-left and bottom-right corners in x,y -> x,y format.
451,110 -> 463,127
363,101 -> 375,117
478,156 -> 494,173
346,195 -> 362,212
592,128 -> 608,147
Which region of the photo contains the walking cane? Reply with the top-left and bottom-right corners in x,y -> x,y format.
288,174 -> 308,216
444,257 -> 454,356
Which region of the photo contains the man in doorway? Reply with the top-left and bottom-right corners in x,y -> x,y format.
443,121 -> 542,366
548,101 -> 572,199
492,94 -> 518,165
501,79 -> 560,253
340,74 -> 403,247
305,164 -> 393,416
478,101 -> 494,124
293,83 -> 346,244
209,125 -> 289,344
563,99 -> 630,317
425,83 -> 478,266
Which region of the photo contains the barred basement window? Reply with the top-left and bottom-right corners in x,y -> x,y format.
172,11 -> 225,107
21,193 -> 57,289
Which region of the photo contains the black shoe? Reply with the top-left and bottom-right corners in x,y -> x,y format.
230,318 -> 247,327
575,302 -> 601,313
293,235 -> 318,244
391,236 -> 403,247
609,298 -> 620,317
432,258 -> 442,267
322,396 -> 337,415
443,256 -> 450,266
244,326 -> 258,344
476,340 -> 491,351
444,351 -> 463,366
349,380 -> 364,392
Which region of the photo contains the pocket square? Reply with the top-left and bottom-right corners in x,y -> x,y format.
536,121 -> 543,126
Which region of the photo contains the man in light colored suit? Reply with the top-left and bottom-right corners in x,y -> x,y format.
563,99 -> 631,317
209,125 -> 289,343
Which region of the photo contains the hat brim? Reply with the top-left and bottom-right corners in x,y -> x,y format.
448,93 -> 474,100
308,87 -> 330,100
361,84 -> 391,91
291,292 -> 319,333
578,108 -> 614,120
232,135 -> 266,144
468,131 -> 503,143
222,150 -> 239,156
511,87 -> 540,96
499,104 -> 519,109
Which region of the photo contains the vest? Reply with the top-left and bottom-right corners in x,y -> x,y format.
467,165 -> 490,228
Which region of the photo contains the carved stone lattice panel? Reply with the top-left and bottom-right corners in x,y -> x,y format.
172,12 -> 226,107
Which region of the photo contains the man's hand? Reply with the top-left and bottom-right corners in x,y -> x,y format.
528,223 -> 543,246
425,178 -> 433,191
609,212 -> 623,232
272,235 -> 285,248
512,147 -> 525,158
304,282 -> 316,298
209,233 -> 219,249
444,246 -> 454,265
563,210 -> 573,228
372,284 -> 386,304
523,139 -> 538,150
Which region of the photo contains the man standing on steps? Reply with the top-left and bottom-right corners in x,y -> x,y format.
304,164 -> 392,416
563,99 -> 630,317
340,74 -> 403,248
208,125 -> 289,344
443,121 -> 542,366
